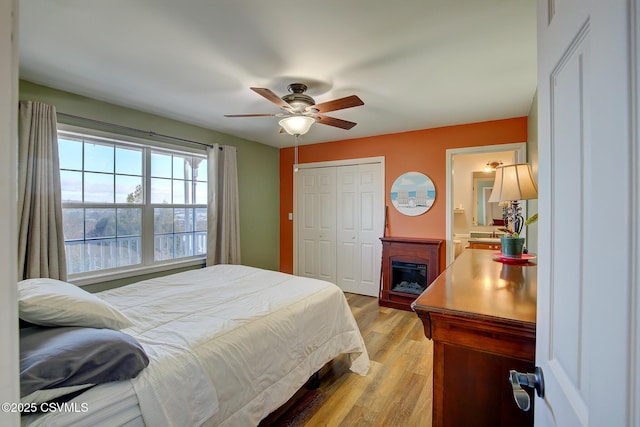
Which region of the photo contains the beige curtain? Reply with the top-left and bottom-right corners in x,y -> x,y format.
206,144 -> 241,265
17,101 -> 67,280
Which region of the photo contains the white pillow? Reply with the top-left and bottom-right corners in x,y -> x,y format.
18,278 -> 133,330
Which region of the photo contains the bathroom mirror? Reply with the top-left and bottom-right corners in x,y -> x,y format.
472,171 -> 502,226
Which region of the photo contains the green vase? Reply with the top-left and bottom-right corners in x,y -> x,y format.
500,236 -> 525,258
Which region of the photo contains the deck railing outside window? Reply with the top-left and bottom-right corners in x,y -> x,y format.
59,131 -> 208,278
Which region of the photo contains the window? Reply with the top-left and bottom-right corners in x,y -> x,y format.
58,131 -> 207,278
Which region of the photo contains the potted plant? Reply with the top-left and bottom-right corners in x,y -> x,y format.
499,213 -> 538,257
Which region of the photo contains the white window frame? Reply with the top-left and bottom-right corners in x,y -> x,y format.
57,125 -> 208,286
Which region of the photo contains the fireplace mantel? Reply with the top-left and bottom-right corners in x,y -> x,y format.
379,237 -> 445,311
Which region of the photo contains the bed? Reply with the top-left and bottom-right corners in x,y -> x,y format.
18,264 -> 370,426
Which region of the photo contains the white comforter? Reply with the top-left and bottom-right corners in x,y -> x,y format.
99,264 -> 370,427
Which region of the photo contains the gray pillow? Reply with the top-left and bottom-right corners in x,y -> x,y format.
20,326 -> 149,397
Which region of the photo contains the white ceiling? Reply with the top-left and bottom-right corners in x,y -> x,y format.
18,0 -> 537,148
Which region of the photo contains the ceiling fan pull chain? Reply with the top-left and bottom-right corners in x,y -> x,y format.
294,134 -> 299,172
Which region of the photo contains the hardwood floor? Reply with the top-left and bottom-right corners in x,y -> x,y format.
301,293 -> 434,427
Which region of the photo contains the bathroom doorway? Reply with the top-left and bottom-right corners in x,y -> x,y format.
445,143 -> 527,265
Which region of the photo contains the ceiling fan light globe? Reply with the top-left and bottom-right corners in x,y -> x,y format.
279,116 -> 315,136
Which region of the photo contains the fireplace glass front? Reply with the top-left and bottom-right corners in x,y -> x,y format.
391,260 -> 427,295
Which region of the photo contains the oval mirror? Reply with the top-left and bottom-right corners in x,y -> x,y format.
390,171 -> 436,216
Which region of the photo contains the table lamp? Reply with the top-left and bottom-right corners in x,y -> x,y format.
488,163 -> 538,236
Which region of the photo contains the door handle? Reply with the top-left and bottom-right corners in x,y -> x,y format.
508,366 -> 545,412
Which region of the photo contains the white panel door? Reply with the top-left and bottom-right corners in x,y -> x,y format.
535,0 -> 636,425
336,163 -> 383,297
297,167 -> 336,283
336,165 -> 358,293
355,163 -> 383,297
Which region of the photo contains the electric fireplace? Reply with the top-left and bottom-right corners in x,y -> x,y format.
379,237 -> 444,311
391,261 -> 427,295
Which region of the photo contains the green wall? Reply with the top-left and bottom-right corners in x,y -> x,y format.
19,80 -> 280,289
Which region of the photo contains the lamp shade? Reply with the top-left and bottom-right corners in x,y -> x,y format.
488,163 -> 538,202
279,116 -> 315,136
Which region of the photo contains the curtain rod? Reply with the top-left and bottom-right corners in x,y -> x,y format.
56,112 -> 218,149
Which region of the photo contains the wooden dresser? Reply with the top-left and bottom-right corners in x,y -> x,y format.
412,249 -> 537,427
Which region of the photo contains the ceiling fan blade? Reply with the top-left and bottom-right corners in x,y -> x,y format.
250,87 -> 293,111
224,113 -> 277,117
316,115 -> 357,130
308,95 -> 364,114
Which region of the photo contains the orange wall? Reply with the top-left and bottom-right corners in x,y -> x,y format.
279,117 -> 528,273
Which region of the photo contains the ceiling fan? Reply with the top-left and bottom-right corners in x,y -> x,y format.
224,83 -> 364,135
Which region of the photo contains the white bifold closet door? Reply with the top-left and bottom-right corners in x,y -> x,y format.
335,164 -> 382,296
298,167 -> 337,284
297,161 -> 383,297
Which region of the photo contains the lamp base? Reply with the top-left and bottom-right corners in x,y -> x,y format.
507,200 -> 524,236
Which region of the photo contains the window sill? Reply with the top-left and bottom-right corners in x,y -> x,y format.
68,258 -> 206,287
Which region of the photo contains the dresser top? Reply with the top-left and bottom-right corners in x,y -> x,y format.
412,249 -> 537,326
